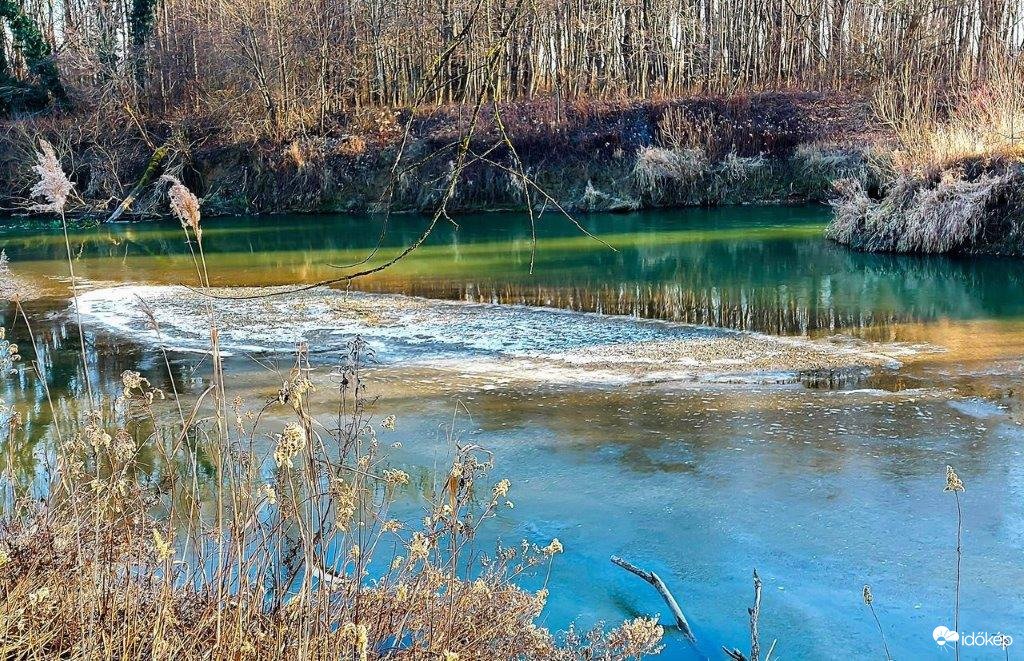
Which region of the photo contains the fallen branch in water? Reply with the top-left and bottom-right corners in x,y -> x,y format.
725,569 -> 773,661
610,555 -> 696,643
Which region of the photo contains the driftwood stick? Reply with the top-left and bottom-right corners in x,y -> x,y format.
610,556 -> 696,643
749,569 -> 762,661
724,568 -> 764,661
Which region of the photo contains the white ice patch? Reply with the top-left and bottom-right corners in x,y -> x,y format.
76,285 -> 725,357
948,398 -> 1006,419
74,285 -> 896,384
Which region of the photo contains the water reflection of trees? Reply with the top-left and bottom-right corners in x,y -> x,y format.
338,218 -> 1024,335
357,242 -> 1024,335
7,212 -> 1024,337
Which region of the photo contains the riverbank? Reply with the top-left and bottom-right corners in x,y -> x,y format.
827,158 -> 1024,255
826,75 -> 1024,256
5,87 -> 1023,256
0,92 -> 883,218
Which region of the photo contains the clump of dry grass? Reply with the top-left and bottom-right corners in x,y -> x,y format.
827,163 -> 1024,253
632,146 -> 769,206
875,66 -> 1024,177
336,135 -> 368,157
656,106 -> 723,155
827,64 -> 1024,255
792,143 -> 874,191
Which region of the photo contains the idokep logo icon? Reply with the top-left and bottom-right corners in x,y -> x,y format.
932,626 -> 1013,650
933,626 -> 959,646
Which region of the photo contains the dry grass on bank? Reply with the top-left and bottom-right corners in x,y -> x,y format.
827,65 -> 1024,254
0,349 -> 663,660
874,67 -> 1024,177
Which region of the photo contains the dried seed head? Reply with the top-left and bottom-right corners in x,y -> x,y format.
111,429 -> 136,462
330,478 -> 357,531
161,175 -> 202,240
120,369 -> 150,397
408,531 -> 430,561
606,617 -> 664,658
339,623 -> 368,661
862,584 -> 873,605
152,529 -> 174,562
273,423 -> 306,469
944,465 -> 965,493
382,468 -> 410,487
542,538 -> 563,556
29,139 -> 74,213
262,483 -> 277,505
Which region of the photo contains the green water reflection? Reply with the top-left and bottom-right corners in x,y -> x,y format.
5,206 -> 1024,335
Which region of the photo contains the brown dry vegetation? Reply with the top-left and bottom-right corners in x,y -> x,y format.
827,67 -> 1024,255
0,92 -> 883,217
0,0 -> 1021,221
0,342 -> 665,660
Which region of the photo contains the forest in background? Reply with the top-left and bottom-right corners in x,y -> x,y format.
0,0 -> 1023,254
2,0 -> 1022,127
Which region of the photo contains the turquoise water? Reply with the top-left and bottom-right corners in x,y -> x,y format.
5,206 -> 1024,334
2,206 -> 1024,658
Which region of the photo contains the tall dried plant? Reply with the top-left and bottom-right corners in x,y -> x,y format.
862,585 -> 892,660
27,139 -> 94,409
945,465 -> 966,661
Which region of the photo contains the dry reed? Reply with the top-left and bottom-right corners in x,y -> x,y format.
0,172 -> 665,660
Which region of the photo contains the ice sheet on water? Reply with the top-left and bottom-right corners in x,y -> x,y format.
76,285 -> 721,357
74,285 -> 895,383
948,398 -> 1006,419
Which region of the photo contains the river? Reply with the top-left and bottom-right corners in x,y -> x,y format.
2,205 -> 1023,658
